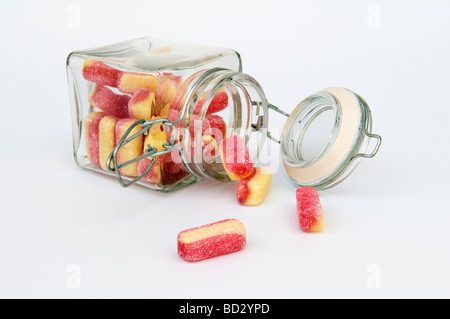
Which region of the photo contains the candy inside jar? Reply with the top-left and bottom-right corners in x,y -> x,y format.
67,37 -> 268,192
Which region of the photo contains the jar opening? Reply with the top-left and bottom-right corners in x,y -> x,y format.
173,68 -> 268,181
281,92 -> 341,168
281,87 -> 373,189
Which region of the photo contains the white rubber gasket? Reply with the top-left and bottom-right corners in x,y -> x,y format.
283,87 -> 360,184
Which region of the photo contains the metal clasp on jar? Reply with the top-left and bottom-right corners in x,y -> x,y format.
106,117 -> 177,187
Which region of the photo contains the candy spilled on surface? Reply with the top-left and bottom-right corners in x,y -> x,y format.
236,167 -> 272,206
296,187 -> 324,233
177,219 -> 246,262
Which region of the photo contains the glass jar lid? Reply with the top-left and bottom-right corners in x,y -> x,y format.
280,87 -> 381,189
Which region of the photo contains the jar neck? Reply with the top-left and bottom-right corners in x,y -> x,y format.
172,68 -> 269,181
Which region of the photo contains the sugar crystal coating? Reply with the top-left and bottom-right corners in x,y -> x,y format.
88,84 -> 130,118
156,73 -> 181,115
203,114 -> 227,144
128,88 -> 155,121
117,72 -> 158,94
193,89 -> 229,115
236,167 -> 271,206
84,112 -> 107,167
99,115 -> 118,171
296,187 -> 324,232
219,135 -> 253,181
82,59 -> 122,87
177,219 -> 246,262
115,118 -> 144,177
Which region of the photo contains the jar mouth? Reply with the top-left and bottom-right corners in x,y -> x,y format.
172,68 -> 268,181
281,87 -> 380,189
281,92 -> 342,168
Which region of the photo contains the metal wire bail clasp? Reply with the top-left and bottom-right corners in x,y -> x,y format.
106,117 -> 176,188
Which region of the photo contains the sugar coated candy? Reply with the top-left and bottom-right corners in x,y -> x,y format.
82,59 -> 122,87
203,114 -> 226,144
88,84 -> 130,119
177,219 -> 246,262
136,117 -> 168,183
117,72 -> 158,94
115,118 -> 144,177
156,73 -> 181,114
128,88 -> 155,121
98,115 -> 118,171
296,187 -> 324,232
84,112 -> 107,167
193,89 -> 229,115
236,167 -> 271,206
219,135 -> 253,181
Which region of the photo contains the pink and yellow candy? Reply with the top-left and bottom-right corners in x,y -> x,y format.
236,168 -> 271,206
98,115 -> 118,171
115,118 -> 144,177
84,112 -> 107,167
88,84 -> 130,119
82,59 -> 122,87
219,135 -> 253,181
128,88 -> 155,121
117,72 -> 158,95
177,219 -> 246,262
137,117 -> 168,183
296,187 -> 324,232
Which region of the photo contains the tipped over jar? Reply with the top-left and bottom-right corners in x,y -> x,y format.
66,37 -> 381,192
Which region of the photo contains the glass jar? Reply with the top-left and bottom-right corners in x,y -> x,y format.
66,37 -> 381,192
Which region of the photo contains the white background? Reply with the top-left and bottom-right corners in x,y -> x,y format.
1,0 -> 449,298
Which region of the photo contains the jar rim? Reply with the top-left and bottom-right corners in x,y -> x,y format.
176,68 -> 269,181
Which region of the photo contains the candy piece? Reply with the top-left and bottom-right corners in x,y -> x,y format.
137,117 -> 168,183
177,219 -> 246,262
128,89 -> 155,121
88,84 -> 130,118
117,72 -> 158,94
193,89 -> 229,115
236,167 -> 271,206
161,160 -> 189,185
188,114 -> 226,144
98,115 -> 118,171
204,114 -> 227,143
202,135 -> 219,164
84,112 -> 107,167
137,158 -> 161,183
159,102 -> 171,118
82,59 -> 122,87
115,118 -> 144,177
144,116 -> 169,157
296,187 -> 324,233
166,108 -> 183,142
219,135 -> 253,181
161,151 -> 189,185
156,74 -> 181,115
